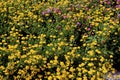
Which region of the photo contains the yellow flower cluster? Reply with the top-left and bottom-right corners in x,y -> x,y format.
0,0 -> 119,79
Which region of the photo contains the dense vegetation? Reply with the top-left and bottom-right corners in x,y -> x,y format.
0,0 -> 120,79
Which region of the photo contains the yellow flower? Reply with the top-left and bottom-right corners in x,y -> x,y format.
103,28 -> 107,30
56,67 -> 60,72
50,60 -> 53,63
79,63 -> 85,67
109,26 -> 114,29
70,35 -> 74,42
47,43 -> 53,46
82,35 -> 88,40
43,57 -> 47,61
48,19 -> 52,22
65,25 -> 70,30
57,46 -> 61,51
88,50 -> 94,56
52,35 -> 56,38
60,62 -> 64,66
45,50 -> 49,54
21,55 -> 27,58
0,75 -> 3,80
91,75 -> 96,80
97,78 -> 103,80
59,32 -> 63,35
0,66 -> 5,70
11,26 -> 15,31
68,74 -> 74,79
88,69 -> 95,75
95,23 -> 99,27
102,68 -> 108,74
52,47 -> 56,51
26,76 -> 32,80
83,75 -> 87,80
53,60 -> 58,65
33,15 -> 37,19
83,43 -> 86,47
110,55 -> 113,58
88,63 -> 94,67
76,78 -> 82,80
48,76 -> 52,80
25,66 -> 29,70
28,12 -> 33,17
100,56 -> 105,62
56,75 -> 61,79
118,28 -> 120,32
45,14 -> 49,16
95,49 -> 101,54
2,40 -> 5,43
69,67 -> 75,72
54,56 -> 58,60
56,72 -> 60,75
82,68 -> 88,73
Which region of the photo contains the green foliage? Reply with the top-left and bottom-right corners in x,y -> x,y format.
0,0 -> 120,79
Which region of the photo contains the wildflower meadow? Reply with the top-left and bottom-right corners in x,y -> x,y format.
0,0 -> 120,80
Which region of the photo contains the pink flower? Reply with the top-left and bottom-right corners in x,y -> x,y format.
117,0 -> 120,2
87,16 -> 91,19
117,0 -> 120,4
77,22 -> 81,26
53,8 -> 61,14
46,8 -> 51,13
115,5 -> 120,8
56,26 -> 61,30
118,14 -> 120,18
42,12 -> 46,15
104,0 -> 107,2
107,1 -> 111,4
63,15 -> 67,19
87,28 -> 91,31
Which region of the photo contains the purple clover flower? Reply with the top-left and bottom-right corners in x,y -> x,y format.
46,8 -> 51,13
63,15 -> 67,19
56,26 -> 61,30
117,0 -> 120,3
116,5 -> 120,8
107,1 -> 111,4
42,12 -> 46,15
118,14 -> 120,18
53,8 -> 61,14
87,27 -> 91,31
103,0 -> 108,2
77,22 -> 81,26
41,8 -> 51,16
